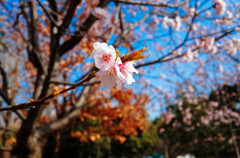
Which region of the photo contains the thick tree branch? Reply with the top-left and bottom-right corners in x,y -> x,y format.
26,0 -> 45,74
0,65 -> 8,93
58,14 -> 97,57
58,0 -> 111,57
58,0 -> 82,37
48,0 -> 58,21
36,0 -> 58,27
39,85 -> 91,137
0,90 -> 11,105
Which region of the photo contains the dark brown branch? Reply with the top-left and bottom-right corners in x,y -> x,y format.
0,65 -> 8,93
227,54 -> 240,63
58,0 -> 111,57
0,90 -> 11,105
58,14 -> 97,57
0,75 -> 94,112
39,85 -> 91,137
58,0 -> 82,37
59,0 -> 70,14
113,0 -> 189,8
50,80 -> 100,86
119,6 -> 125,31
48,0 -> 58,20
36,0 -> 58,26
0,65 -> 26,120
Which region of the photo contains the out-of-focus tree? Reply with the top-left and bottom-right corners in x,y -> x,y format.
59,110 -> 160,158
0,0 -> 240,157
71,87 -> 149,144
157,83 -> 240,158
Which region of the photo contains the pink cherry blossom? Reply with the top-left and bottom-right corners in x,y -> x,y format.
95,57 -> 138,89
198,37 -> 217,53
162,16 -> 181,31
92,42 -> 139,89
91,42 -> 116,71
96,66 -> 123,90
115,58 -> 138,85
214,0 -> 226,15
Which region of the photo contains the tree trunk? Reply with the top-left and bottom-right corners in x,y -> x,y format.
2,131 -> 12,158
1,139 -> 11,158
16,131 -> 47,158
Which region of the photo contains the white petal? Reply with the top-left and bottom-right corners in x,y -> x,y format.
96,70 -> 116,89
93,42 -> 101,49
125,62 -> 138,74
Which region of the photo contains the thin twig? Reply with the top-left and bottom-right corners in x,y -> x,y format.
49,80 -> 100,86
36,0 -> 59,27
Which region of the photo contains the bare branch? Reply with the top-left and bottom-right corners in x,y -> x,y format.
106,3 -> 121,42
58,0 -> 111,57
58,0 -> 82,37
25,0 -> 46,74
50,80 -> 100,86
227,54 -> 240,63
119,6 -> 125,31
113,11 -> 152,47
0,65 -> 8,93
0,65 -> 26,120
39,85 -> 91,136
0,75 -> 94,112
36,0 -> 58,27
136,27 -> 238,68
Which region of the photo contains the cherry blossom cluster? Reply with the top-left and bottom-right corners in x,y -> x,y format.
214,0 -> 226,15
198,37 -> 217,53
223,38 -> 240,55
162,16 -> 181,31
91,42 -> 139,89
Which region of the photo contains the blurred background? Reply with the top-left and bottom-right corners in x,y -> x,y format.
0,0 -> 240,157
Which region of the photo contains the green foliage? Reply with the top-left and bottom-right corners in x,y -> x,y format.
111,123 -> 161,157
55,122 -> 161,158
